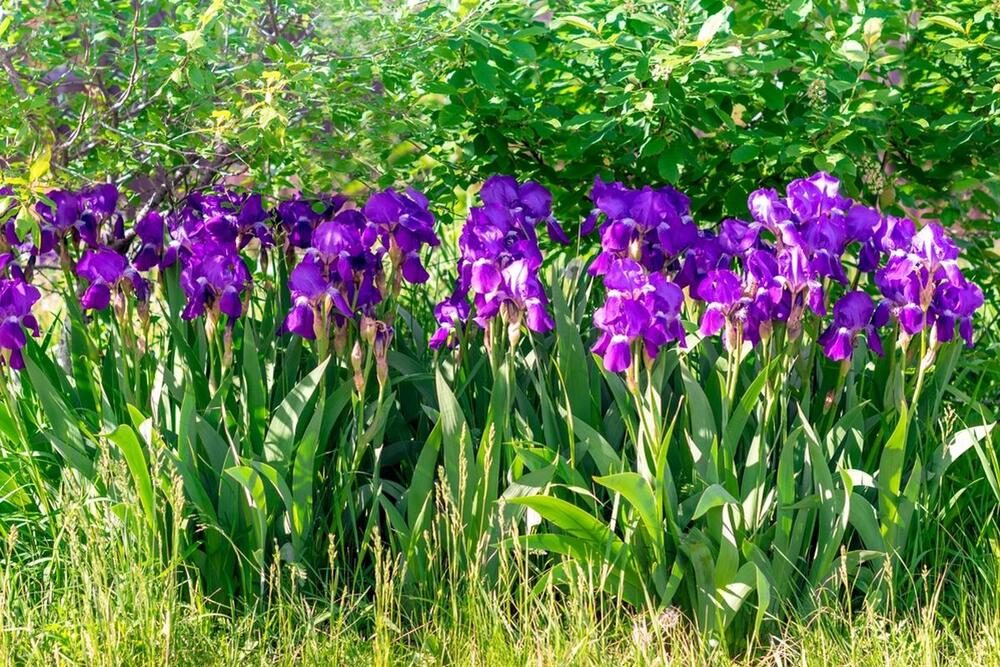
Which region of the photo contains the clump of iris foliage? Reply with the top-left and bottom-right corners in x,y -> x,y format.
0,168 -> 991,652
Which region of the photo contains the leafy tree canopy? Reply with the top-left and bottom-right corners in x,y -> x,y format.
0,1 -> 997,228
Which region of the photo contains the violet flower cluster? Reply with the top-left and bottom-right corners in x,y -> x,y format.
430,176 -> 569,349
282,187 -> 438,342
735,174 -> 982,361
0,269 -> 40,370
586,177 -> 695,372
32,184 -> 151,314
585,171 -> 983,374
0,170 -> 982,377
161,189 -> 274,322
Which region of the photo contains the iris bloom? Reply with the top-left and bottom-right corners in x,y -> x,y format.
592,258 -> 685,373
362,187 -> 439,283
180,246 -> 251,321
431,176 -> 561,347
77,248 -> 148,310
818,291 -> 886,361
0,275 -> 40,369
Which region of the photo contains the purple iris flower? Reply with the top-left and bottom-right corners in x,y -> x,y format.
282,256 -> 330,340
776,244 -> 825,316
910,223 -> 962,283
283,204 -> 389,339
859,214 -> 915,272
479,175 -> 570,245
930,280 -> 983,348
170,189 -> 265,255
591,258 -> 685,373
185,189 -> 273,250
747,188 -> 793,235
179,246 -> 251,321
429,291 -> 471,350
362,187 -> 439,283
745,173 -> 885,310
818,291 -> 886,361
642,272 -> 686,358
696,269 -> 744,336
871,223 -> 982,345
587,176 -> 698,277
277,195 -> 346,249
718,218 -> 760,255
235,193 -> 274,248
473,258 -> 554,332
133,212 -> 165,271
0,275 -> 40,370
874,255 -> 926,335
432,176 -> 560,346
35,184 -> 120,252
76,247 -> 148,310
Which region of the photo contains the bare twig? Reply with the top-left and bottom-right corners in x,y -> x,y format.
1,49 -> 27,99
110,1 -> 142,112
57,96 -> 91,150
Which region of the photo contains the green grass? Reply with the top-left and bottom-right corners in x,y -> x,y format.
5,467 -> 1000,667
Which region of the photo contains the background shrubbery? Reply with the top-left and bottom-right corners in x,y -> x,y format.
2,1 -> 998,224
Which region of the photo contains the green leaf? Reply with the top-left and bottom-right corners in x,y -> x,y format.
23,354 -> 94,479
471,60 -> 498,92
263,357 -> 329,475
849,492 -> 885,552
224,466 -> 269,569
107,424 -> 155,534
680,357 -> 718,484
552,279 -> 592,427
435,367 -> 473,508
595,473 -> 660,541
722,359 -> 773,458
508,495 -> 621,549
691,483 -> 739,520
551,15 -> 597,34
29,146 -> 51,182
407,420 -> 442,531
178,29 -> 206,51
508,40 -> 536,61
572,417 -> 621,476
696,7 -> 732,45
878,403 -> 909,548
242,326 -> 269,455
929,423 -> 995,481
920,15 -> 965,33
840,39 -> 867,64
